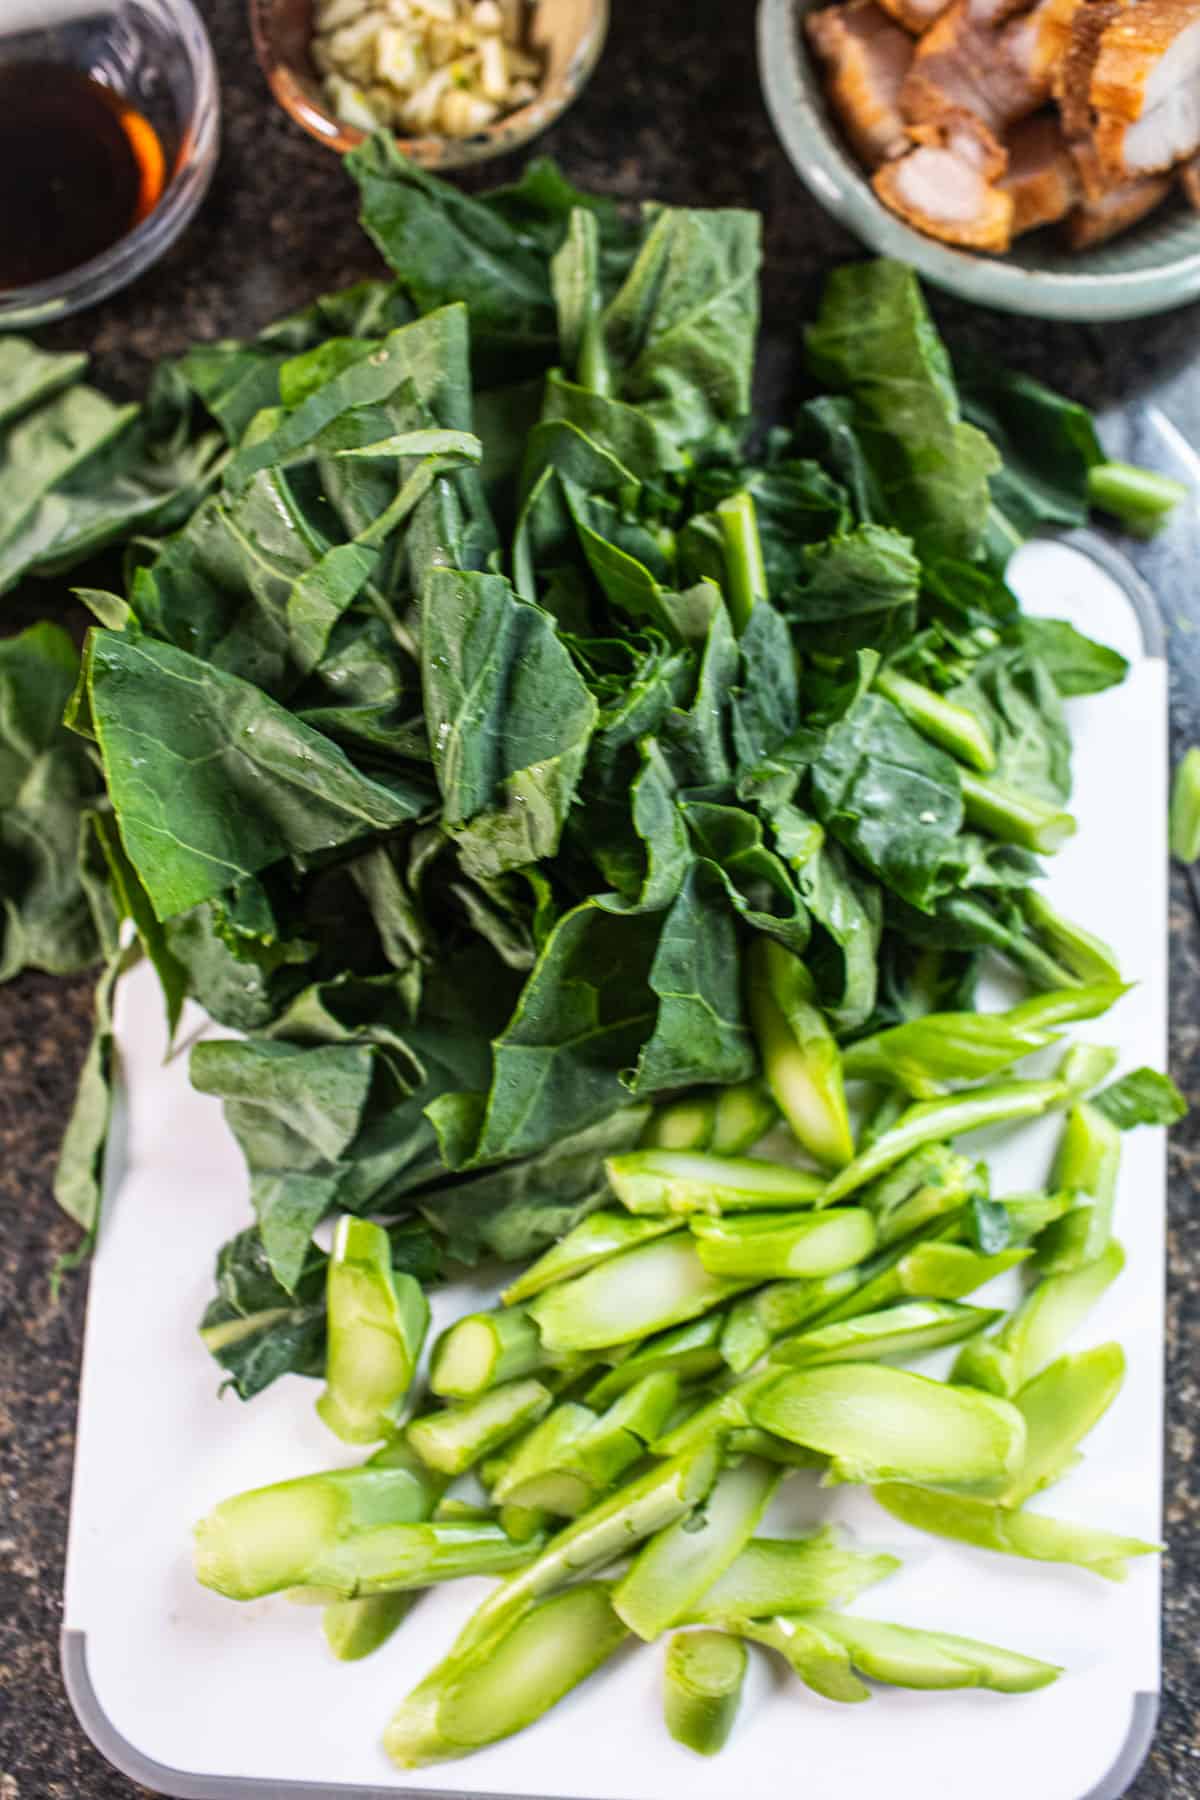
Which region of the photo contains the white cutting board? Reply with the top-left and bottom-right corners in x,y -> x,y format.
62,535 -> 1168,1800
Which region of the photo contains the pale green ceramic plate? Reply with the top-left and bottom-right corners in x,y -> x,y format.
758,0 -> 1200,319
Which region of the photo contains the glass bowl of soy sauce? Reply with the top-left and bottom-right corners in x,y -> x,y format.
0,0 -> 219,328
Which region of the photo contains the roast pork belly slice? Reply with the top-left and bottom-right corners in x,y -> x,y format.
807,0 -> 916,166
1056,0 -> 1127,139
1001,111 -> 1082,230
1063,169 -> 1174,242
1182,153 -> 1200,206
1092,79 -> 1200,175
1004,0 -> 1085,93
1090,0 -> 1200,122
873,107 -> 1015,246
900,0 -> 1079,133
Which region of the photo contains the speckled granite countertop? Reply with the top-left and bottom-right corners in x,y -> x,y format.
1,1 -> 1198,1794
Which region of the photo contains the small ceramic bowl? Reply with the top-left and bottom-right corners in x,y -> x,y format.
249,0 -> 608,169
757,0 -> 1200,321
0,0 -> 219,329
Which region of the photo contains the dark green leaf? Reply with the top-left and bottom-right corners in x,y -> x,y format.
83,629 -> 431,920
421,567 -> 597,878
1016,618 -> 1129,698
53,949 -> 125,1241
0,623 -> 106,981
1091,1068 -> 1187,1130
806,261 -> 999,562
416,1108 -> 646,1264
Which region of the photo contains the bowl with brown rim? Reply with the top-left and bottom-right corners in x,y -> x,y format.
249,0 -> 608,169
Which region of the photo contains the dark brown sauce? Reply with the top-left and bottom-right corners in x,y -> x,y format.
0,62 -> 167,290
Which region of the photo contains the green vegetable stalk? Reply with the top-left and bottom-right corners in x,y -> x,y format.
641,1094 -> 718,1152
749,1363 -> 1026,1493
746,938 -> 855,1169
315,1217 -> 429,1445
495,1374 -> 679,1516
1087,461 -> 1188,537
640,1083 -> 779,1155
1018,890 -> 1123,986
383,1583 -> 628,1767
323,1592 -> 414,1663
407,1379 -> 554,1476
717,491 -> 768,632
683,1529 -> 900,1622
953,1239 -> 1125,1395
791,1612 -> 1061,1695
502,1210 -> 679,1306
1170,747 -> 1200,862
689,1207 -> 877,1280
606,1148 -> 825,1217
193,1464 -> 537,1601
873,1482 -> 1159,1580
1001,1343 -> 1125,1507
842,995 -> 1112,1097
817,1079 -> 1066,1207
769,1299 -> 1001,1368
613,1457 -> 780,1640
711,1080 -> 780,1154
1034,1101 -> 1122,1273
587,1314 -> 727,1404
322,1438 -> 442,1662
959,769 -> 1076,854
446,1444 -> 722,1671
874,666 -> 995,773
664,1631 -> 748,1755
429,1306 -> 545,1399
526,1234 -> 749,1354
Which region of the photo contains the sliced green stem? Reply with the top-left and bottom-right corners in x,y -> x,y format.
316,1216 -> 429,1446
953,1238 -> 1125,1395
384,1583 -> 627,1768
606,1148 -> 824,1217
690,1207 -> 877,1280
717,490 -> 768,632
526,1234 -> 749,1355
1087,460 -> 1188,537
502,1209 -> 679,1306
817,1079 -> 1066,1207
664,1631 -> 748,1755
407,1379 -> 553,1477
683,1530 -> 900,1623
750,1363 -> 1026,1494
1034,1100 -> 1122,1272
873,1482 -> 1159,1580
1000,1342 -> 1125,1507
960,769 -> 1076,854
614,1458 -> 780,1640
429,1307 -> 545,1399
587,1314 -> 727,1405
747,938 -> 854,1168
1170,747 -> 1200,862
769,1299 -> 1001,1369
875,666 -> 995,772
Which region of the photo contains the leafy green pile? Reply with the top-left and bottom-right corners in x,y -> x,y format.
0,137 -> 1176,1389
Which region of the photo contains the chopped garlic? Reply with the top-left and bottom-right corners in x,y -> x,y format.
315,0 -> 543,139
403,63 -> 456,128
479,33 -> 507,100
375,23 -> 420,87
323,73 -> 384,130
439,88 -> 499,134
